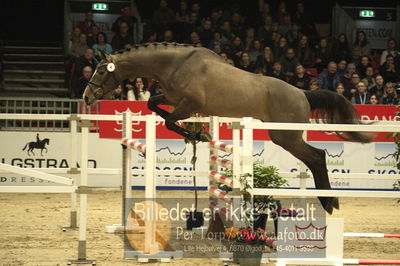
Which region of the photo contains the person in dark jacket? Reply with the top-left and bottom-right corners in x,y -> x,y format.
289,64 -> 311,90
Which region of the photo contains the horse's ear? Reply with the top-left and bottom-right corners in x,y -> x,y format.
99,50 -> 107,60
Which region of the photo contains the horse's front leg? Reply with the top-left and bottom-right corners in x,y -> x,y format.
148,94 -> 170,119
164,97 -> 210,142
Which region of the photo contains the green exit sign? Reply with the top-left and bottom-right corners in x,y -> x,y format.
92,3 -> 109,11
359,10 -> 375,18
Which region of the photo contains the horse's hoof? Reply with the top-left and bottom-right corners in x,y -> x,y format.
319,197 -> 340,215
198,132 -> 211,142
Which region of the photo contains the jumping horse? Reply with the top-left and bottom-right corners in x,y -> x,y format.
83,43 -> 372,214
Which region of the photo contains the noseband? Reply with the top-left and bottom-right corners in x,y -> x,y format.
87,63 -> 118,99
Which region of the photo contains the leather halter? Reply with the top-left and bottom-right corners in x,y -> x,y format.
87,63 -> 118,99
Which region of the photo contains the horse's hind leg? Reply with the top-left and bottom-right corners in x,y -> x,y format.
164,97 -> 209,142
269,130 -> 339,214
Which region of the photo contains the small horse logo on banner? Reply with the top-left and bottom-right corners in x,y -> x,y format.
22,133 -> 50,156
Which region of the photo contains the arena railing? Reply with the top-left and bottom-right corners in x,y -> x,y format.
0,97 -> 100,132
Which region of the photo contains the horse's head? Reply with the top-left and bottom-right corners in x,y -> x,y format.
43,138 -> 50,145
83,51 -> 120,105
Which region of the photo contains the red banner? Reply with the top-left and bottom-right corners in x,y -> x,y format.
99,101 -> 399,142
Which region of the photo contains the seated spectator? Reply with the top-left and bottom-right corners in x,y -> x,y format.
112,5 -> 137,34
380,55 -> 400,83
152,0 -> 176,34
336,59 -> 347,78
352,81 -> 370,104
87,25 -> 100,48
274,36 -> 289,61
352,30 -> 371,57
341,62 -> 357,87
208,31 -> 225,50
335,83 -> 345,96
125,77 -> 151,101
72,65 -> 92,98
212,43 -> 223,55
210,8 -> 223,29
244,27 -> 256,51
279,14 -> 292,36
269,61 -> 285,81
191,2 -> 203,21
220,21 -> 235,44
279,48 -> 299,78
69,27 -> 81,49
189,31 -> 202,46
381,82 -> 398,105
255,46 -> 274,75
198,19 -> 213,47
237,52 -> 255,72
228,36 -> 244,66
318,61 -> 341,92
69,33 -> 89,58
75,48 -> 98,80
78,11 -> 96,35
357,56 -> 372,78
293,2 -> 315,38
92,32 -> 112,61
289,64 -> 311,90
361,66 -> 376,90
370,75 -> 385,99
332,33 -> 351,62
257,15 -> 273,45
315,37 -> 332,73
350,46 -> 361,65
248,39 -> 263,64
286,23 -> 301,46
111,22 -> 134,50
309,79 -> 320,91
380,38 -> 400,66
142,30 -> 157,43
296,35 -> 313,68
369,94 -> 379,105
344,72 -> 361,100
163,29 -> 175,43
230,12 -> 244,37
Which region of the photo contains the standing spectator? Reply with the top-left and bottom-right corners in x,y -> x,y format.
352,81 -> 370,104
72,65 -> 92,98
381,82 -> 398,105
198,19 -> 213,47
228,36 -> 245,65
69,33 -> 89,58
69,27 -> 81,49
269,61 -> 285,81
362,66 -> 376,90
296,35 -> 313,68
350,46 -> 361,65
318,61 -> 341,92
335,83 -> 345,96
357,56 -> 372,78
274,36 -> 289,60
341,63 -> 357,87
111,22 -> 134,50
280,48 -> 300,78
369,94 -> 379,105
289,64 -> 311,90
352,30 -> 371,57
248,39 -> 263,64
78,11 -> 96,35
314,37 -> 332,73
370,75 -> 385,99
152,0 -> 176,34
309,79 -> 320,91
255,46 -> 274,75
380,55 -> 400,83
380,38 -> 400,66
112,5 -> 137,34
237,52 -> 255,72
92,32 -> 112,61
332,33 -> 351,62
344,72 -> 361,100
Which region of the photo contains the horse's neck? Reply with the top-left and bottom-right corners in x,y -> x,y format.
114,46 -> 193,81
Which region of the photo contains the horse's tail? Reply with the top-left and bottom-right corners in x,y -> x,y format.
22,143 -> 28,151
303,90 -> 373,143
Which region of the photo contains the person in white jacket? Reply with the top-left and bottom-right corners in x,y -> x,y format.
126,77 -> 151,101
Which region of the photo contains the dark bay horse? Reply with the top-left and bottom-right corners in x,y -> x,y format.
83,43 -> 372,214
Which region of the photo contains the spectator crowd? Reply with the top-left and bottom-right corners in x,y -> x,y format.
67,0 -> 400,106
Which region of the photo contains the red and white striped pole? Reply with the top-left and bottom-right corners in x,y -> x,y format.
208,185 -> 232,203
209,140 -> 234,153
121,138 -> 146,154
210,155 -> 233,169
344,232 -> 400,238
208,171 -> 234,187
